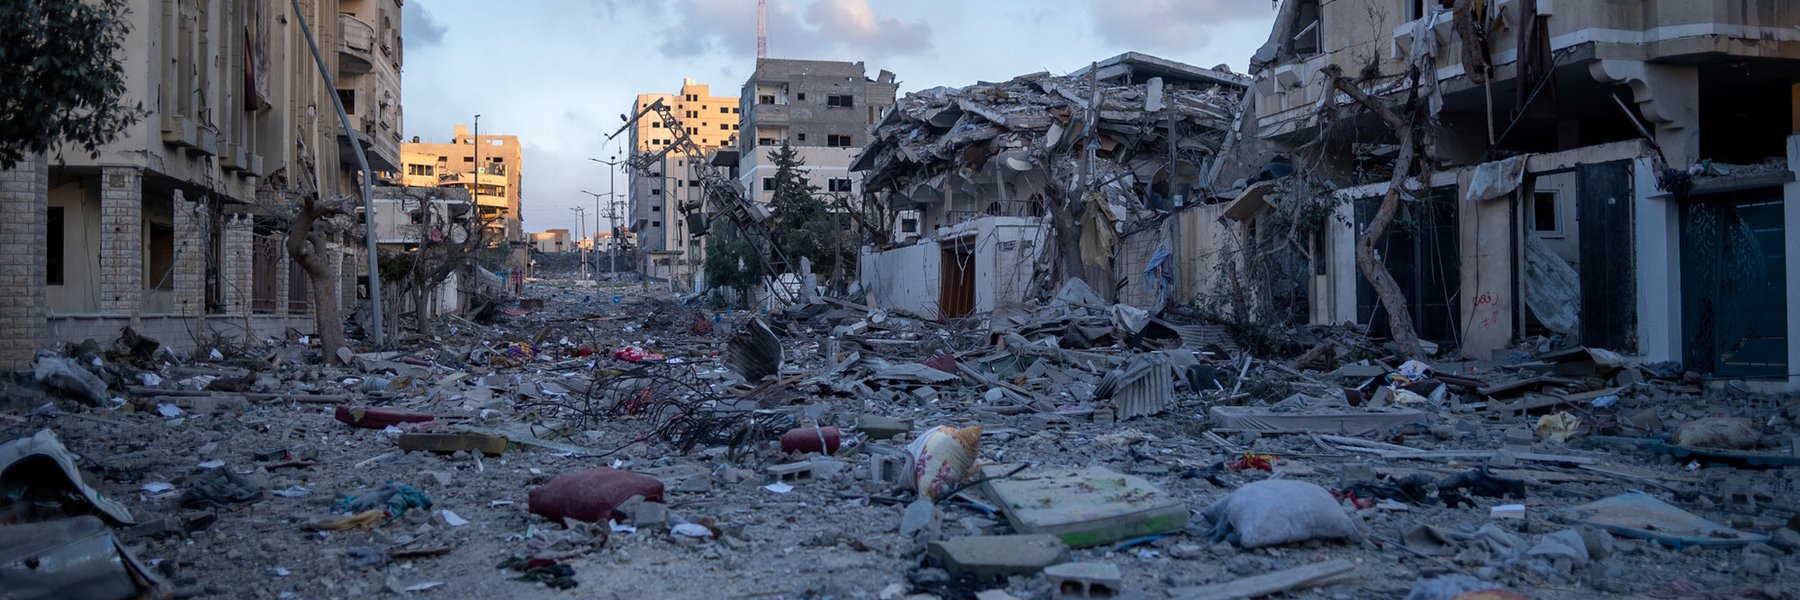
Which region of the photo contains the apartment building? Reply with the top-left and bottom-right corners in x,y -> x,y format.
738,59 -> 897,208
0,0 -> 403,367
529,229 -> 573,254
625,79 -> 740,289
399,125 -> 525,244
1216,0 -> 1800,381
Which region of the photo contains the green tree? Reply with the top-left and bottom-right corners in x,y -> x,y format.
0,0 -> 141,168
764,141 -> 850,276
704,220 -> 758,307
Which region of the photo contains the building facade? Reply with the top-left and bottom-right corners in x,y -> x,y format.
0,0 -> 403,367
399,125 -> 525,244
739,59 -> 897,209
1220,0 -> 1800,382
625,79 -> 740,289
529,229 -> 572,254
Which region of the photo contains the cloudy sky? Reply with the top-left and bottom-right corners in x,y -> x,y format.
401,0 -> 1278,236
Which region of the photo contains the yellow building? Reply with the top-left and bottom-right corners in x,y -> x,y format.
400,125 -> 525,243
625,79 -> 739,290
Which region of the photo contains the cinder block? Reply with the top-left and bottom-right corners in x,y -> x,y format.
869,451 -> 908,488
1044,562 -> 1122,599
768,461 -> 815,482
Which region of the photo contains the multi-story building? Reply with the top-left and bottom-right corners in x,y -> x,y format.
624,79 -> 740,289
1219,0 -> 1800,382
529,229 -> 573,254
399,125 -> 525,243
0,0 -> 403,367
738,59 -> 897,208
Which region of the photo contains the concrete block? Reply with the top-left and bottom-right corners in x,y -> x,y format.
858,414 -> 913,440
869,451 -> 908,488
1044,562 -> 1123,599
927,534 -> 1069,581
767,461 -> 815,482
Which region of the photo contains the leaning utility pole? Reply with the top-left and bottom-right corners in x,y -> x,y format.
290,0 -> 382,347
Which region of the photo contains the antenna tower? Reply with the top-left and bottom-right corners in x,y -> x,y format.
757,0 -> 768,58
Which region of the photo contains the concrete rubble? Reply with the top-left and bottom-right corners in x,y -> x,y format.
1,260 -> 1797,599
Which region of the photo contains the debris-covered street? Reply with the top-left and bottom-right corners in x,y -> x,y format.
6,259 -> 1798,599
6,1 -> 1800,599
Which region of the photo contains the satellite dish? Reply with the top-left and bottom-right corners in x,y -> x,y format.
448,224 -> 469,244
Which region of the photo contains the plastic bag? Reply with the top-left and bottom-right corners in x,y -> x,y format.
1203,479 -> 1358,548
906,425 -> 981,499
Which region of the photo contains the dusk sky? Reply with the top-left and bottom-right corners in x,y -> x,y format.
399,0 -> 1278,237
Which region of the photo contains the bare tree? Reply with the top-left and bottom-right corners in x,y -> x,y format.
281,136 -> 352,362
1322,63 -> 1427,359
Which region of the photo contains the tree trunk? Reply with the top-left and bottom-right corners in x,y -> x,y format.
1325,65 -> 1427,359
1052,187 -> 1085,289
286,196 -> 348,364
1353,131 -> 1426,359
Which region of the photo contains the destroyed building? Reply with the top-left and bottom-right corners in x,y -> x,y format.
1216,0 -> 1800,380
0,0 -> 405,368
852,53 -> 1248,320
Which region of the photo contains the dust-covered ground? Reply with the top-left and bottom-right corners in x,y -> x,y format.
6,274 -> 1797,600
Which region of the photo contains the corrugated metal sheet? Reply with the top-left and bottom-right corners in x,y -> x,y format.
1096,355 -> 1174,421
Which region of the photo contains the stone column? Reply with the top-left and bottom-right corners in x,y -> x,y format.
272,234 -> 289,319
99,167 -> 143,314
340,244 -> 360,313
0,155 -> 48,367
221,215 -> 254,315
171,190 -> 206,316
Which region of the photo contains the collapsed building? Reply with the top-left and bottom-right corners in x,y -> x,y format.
1208,0 -> 1800,381
851,53 -> 1248,319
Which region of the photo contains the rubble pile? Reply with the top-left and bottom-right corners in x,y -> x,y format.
2,263 -> 1798,599
855,68 -> 1241,212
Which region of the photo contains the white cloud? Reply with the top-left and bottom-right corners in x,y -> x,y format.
1089,0 -> 1274,53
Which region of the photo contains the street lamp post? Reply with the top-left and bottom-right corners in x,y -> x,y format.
578,190 -> 611,278
569,206 -> 587,280
588,155 -> 625,280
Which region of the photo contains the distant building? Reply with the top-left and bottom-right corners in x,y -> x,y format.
529,229 -> 573,254
738,59 -> 898,208
400,125 -> 525,244
625,79 -> 740,289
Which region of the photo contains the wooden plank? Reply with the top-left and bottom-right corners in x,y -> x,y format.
1170,559 -> 1358,599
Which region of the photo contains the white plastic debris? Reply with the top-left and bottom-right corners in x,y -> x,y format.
440,509 -> 470,527
137,373 -> 163,386
608,519 -> 636,533
156,404 -> 185,418
141,482 -> 175,495
403,582 -> 444,593
196,460 -> 225,470
762,482 -> 794,494
209,349 -> 224,361
671,523 -> 713,539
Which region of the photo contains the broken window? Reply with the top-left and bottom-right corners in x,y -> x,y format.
826,94 -> 854,108
46,207 -> 63,285
796,133 -> 807,142
900,217 -> 918,233
828,178 -> 852,192
651,188 -> 662,196
827,134 -> 853,147
1532,191 -> 1562,235
651,221 -> 661,228
1288,0 -> 1321,57
762,177 -> 776,191
147,221 -> 174,290
652,205 -> 661,212
337,89 -> 356,113
758,95 -> 775,105
797,93 -> 807,101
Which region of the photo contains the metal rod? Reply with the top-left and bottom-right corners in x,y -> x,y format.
290,0 -> 383,347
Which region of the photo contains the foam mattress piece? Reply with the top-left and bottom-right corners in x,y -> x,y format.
979,465 -> 1186,548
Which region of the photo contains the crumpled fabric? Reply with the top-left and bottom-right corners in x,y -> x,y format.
1534,411 -> 1583,444
1143,246 -> 1173,299
179,467 -> 264,509
1448,524 -> 1526,564
1078,193 -> 1118,268
614,346 -> 666,362
499,557 -> 578,590
333,482 -> 432,519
